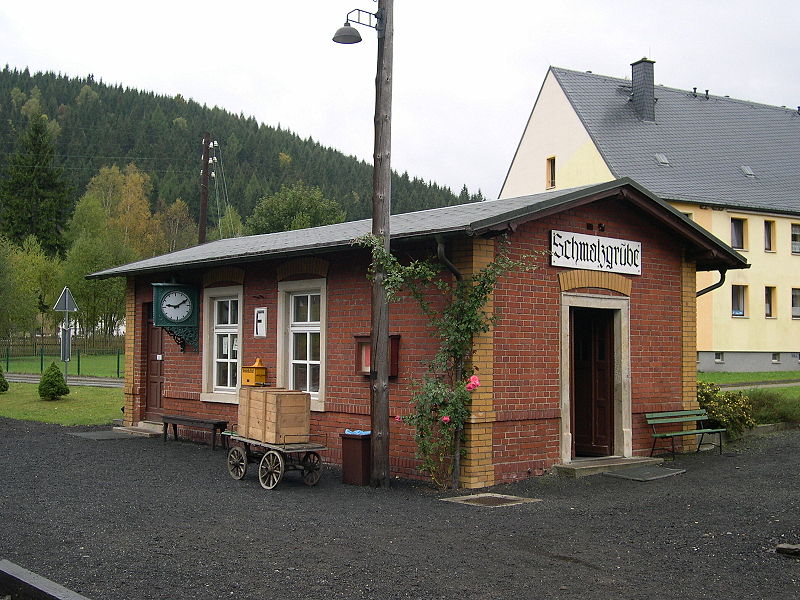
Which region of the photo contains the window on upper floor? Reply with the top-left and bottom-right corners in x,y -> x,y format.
792,224 -> 800,254
792,288 -> 800,319
730,217 -> 747,250
765,286 -> 775,318
545,156 -> 556,189
764,220 -> 775,252
731,284 -> 747,317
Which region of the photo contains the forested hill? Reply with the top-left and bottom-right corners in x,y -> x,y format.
0,66 -> 483,224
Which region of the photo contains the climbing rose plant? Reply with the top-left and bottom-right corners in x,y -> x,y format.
357,234 -> 535,488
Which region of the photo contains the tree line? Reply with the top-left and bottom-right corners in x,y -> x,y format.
0,66 -> 485,338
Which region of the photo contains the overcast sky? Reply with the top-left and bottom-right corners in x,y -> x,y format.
1,1 -> 799,200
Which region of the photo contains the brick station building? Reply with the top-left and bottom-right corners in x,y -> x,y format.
90,178 -> 746,488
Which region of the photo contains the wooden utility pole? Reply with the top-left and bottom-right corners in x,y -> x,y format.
198,131 -> 211,244
370,0 -> 393,487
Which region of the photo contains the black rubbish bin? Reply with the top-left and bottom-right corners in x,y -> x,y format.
340,432 -> 371,485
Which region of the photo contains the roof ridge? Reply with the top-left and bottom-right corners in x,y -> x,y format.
550,66 -> 799,114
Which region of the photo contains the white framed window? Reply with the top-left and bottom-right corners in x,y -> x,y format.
771,353 -> 781,364
792,224 -> 800,254
277,279 -> 327,411
290,292 -> 321,395
731,285 -> 747,317
201,285 -> 243,404
793,288 -> 800,319
714,352 -> 725,363
213,297 -> 239,390
731,217 -> 747,250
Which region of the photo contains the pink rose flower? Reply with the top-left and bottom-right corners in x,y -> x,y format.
465,383 -> 476,391
394,415 -> 402,422
441,415 -> 451,424
469,375 -> 480,387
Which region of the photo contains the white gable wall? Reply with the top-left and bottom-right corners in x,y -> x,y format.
499,70 -> 613,200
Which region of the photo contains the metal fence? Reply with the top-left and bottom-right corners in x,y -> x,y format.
1,336 -> 125,378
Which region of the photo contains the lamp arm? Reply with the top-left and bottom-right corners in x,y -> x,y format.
345,8 -> 384,35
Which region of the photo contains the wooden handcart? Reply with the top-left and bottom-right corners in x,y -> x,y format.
223,433 -> 326,490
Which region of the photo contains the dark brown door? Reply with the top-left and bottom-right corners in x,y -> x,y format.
571,308 -> 614,457
144,303 -> 164,420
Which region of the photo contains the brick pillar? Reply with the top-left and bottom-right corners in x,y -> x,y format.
123,277 -> 139,426
452,238 -> 496,489
681,255 -> 699,449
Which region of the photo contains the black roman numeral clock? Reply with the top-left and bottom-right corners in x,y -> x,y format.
153,283 -> 199,352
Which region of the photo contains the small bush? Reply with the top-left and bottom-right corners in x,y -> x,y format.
0,364 -> 8,393
38,362 -> 70,401
747,388 -> 800,424
697,381 -> 755,438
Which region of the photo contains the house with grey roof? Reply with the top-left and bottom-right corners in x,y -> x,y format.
501,58 -> 800,371
91,179 -> 745,484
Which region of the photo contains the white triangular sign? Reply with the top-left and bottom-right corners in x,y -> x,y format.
53,286 -> 78,312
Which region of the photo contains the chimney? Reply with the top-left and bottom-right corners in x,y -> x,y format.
631,58 -> 656,121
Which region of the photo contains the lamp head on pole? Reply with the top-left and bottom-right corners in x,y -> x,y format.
333,21 -> 363,44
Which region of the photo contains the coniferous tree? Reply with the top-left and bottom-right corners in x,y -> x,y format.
0,114 -> 72,255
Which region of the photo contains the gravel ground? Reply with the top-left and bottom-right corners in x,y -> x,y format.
0,417 -> 797,599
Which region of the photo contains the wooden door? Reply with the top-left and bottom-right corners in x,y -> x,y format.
571,308 -> 614,457
144,303 -> 164,420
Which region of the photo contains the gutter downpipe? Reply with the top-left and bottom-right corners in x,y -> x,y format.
436,236 -> 465,489
696,269 -> 727,297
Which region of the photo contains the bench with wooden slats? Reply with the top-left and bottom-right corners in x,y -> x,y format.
645,409 -> 725,459
162,415 -> 228,451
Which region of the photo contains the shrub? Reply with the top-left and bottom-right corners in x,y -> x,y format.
38,362 -> 69,401
0,364 -> 8,393
747,388 -> 800,424
697,381 -> 755,438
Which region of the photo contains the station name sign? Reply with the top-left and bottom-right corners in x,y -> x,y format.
550,230 -> 642,275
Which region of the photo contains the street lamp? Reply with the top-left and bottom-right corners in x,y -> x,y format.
334,1 -> 393,487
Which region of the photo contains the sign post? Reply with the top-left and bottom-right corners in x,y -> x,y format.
53,287 -> 78,382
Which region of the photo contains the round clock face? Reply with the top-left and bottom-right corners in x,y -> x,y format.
160,290 -> 193,323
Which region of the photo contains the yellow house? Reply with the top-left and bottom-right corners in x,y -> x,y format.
500,59 -> 800,372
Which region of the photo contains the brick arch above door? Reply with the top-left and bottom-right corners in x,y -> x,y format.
558,270 -> 631,296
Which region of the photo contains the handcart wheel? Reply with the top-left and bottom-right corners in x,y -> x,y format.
258,450 -> 285,490
301,451 -> 322,486
227,445 -> 248,480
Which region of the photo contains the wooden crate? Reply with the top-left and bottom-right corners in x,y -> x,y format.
238,387 -> 310,444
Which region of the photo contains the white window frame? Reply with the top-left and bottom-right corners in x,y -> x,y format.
277,279 -> 327,411
201,285 -> 243,404
714,352 -> 725,364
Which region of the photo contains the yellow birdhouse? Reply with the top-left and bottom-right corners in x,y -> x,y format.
241,357 -> 268,386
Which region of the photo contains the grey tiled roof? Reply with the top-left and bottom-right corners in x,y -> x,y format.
552,67 -> 800,214
89,187 -> 575,278
89,179 -> 745,279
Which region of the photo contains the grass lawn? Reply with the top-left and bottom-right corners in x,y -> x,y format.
3,354 -> 124,378
0,382 -> 124,426
698,371 -> 800,385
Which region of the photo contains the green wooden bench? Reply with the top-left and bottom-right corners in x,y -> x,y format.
645,409 -> 725,459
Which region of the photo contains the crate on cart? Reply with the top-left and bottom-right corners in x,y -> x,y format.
238,387 -> 310,444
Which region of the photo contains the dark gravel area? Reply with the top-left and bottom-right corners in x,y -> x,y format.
1,417 -> 797,599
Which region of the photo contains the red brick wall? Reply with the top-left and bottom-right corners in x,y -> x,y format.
131,250 -> 442,479
491,196 -> 686,481
130,196 -> 691,483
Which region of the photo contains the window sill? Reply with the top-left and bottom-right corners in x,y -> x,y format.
765,316 -> 777,320
201,390 -> 239,404
764,250 -> 776,254
731,315 -> 748,319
